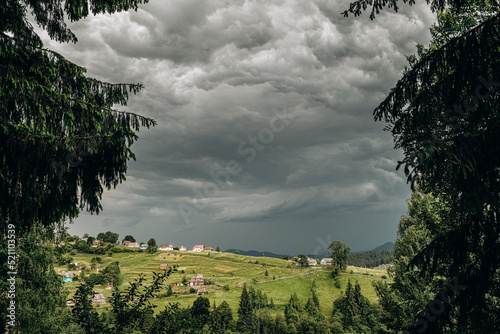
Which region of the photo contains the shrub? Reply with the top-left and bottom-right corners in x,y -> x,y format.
190,288 -> 196,294
223,285 -> 230,291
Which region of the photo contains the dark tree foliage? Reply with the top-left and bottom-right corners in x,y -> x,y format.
123,235 -> 136,243
342,0 -> 498,20
190,296 -> 211,330
343,0 -> 500,332
0,0 -> 155,234
73,269 -> 171,333
348,249 -> 393,268
151,302 -> 193,334
237,285 -> 255,333
147,237 -> 157,253
327,241 -> 351,270
284,292 -> 302,324
97,231 -> 119,244
296,253 -> 309,267
333,279 -> 383,333
102,261 -> 121,286
4,225 -> 68,333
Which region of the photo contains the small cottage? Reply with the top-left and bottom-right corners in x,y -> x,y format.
189,274 -> 204,286
61,271 -> 74,282
307,258 -> 317,266
92,294 -> 106,305
159,243 -> 174,251
192,245 -> 204,252
320,258 -> 333,266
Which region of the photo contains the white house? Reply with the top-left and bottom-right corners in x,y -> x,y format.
320,258 -> 333,265
127,242 -> 140,248
307,258 -> 317,266
192,245 -> 204,252
179,246 -> 187,251
159,243 -> 174,251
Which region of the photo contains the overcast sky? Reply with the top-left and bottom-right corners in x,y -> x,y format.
39,0 -> 436,255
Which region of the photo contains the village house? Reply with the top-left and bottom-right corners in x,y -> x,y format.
61,271 -> 74,282
320,258 -> 333,266
160,264 -> 168,270
179,245 -> 187,251
189,274 -> 204,286
192,245 -> 204,252
159,243 -> 174,251
204,246 -> 213,251
140,244 -> 148,250
122,240 -> 131,246
92,294 -> 106,305
127,242 -> 140,248
197,288 -> 208,295
307,258 -> 317,266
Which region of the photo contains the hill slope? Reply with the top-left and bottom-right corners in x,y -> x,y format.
57,249 -> 389,315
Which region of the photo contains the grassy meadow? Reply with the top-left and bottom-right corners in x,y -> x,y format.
55,249 -> 390,317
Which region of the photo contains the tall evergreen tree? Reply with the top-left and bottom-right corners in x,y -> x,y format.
343,1 -> 500,331
191,296 -> 210,330
237,284 -> 255,333
284,292 -> 302,324
0,0 -> 155,234
1,2 -> 154,330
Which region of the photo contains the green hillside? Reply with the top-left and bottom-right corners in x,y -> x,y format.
56,249 -> 389,316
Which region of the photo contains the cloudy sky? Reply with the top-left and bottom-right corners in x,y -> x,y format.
40,0 -> 436,255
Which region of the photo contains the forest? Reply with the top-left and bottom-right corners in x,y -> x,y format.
2,0 -> 500,333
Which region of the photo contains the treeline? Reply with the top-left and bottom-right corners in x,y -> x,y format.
348,249 -> 393,268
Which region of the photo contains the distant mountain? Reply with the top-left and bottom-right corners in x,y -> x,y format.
348,242 -> 395,268
371,242 -> 395,252
224,242 -> 395,261
224,249 -> 290,259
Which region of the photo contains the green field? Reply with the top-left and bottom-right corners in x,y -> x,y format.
56,250 -> 389,316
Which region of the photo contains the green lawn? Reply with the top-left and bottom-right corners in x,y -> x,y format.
55,250 -> 390,316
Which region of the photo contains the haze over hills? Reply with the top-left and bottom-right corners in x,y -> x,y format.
224,241 -> 395,259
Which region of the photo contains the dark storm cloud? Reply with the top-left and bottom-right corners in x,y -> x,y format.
41,0 -> 436,253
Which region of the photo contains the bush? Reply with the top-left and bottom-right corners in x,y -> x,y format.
58,255 -> 73,265
223,285 -> 230,291
190,288 -> 196,294
86,273 -> 105,286
381,275 -> 387,279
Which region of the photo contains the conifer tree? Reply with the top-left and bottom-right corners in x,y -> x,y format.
344,0 -> 500,332
284,292 -> 302,324
237,284 -> 255,333
0,0 -> 155,234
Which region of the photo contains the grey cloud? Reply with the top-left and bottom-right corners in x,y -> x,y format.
38,0 -> 434,253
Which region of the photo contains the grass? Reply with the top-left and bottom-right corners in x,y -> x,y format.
55,250 -> 390,316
